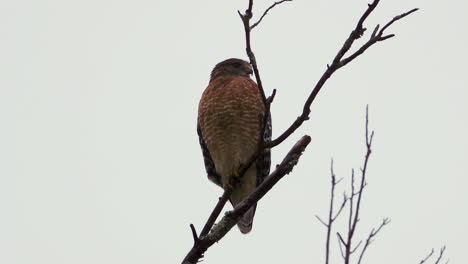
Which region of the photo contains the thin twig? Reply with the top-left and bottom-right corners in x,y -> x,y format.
251,0 -> 292,29
434,246 -> 447,264
343,106 -> 374,264
316,215 -> 328,227
419,249 -> 435,264
239,0 -> 277,153
189,224 -> 199,245
357,218 -> 391,264
419,246 -> 448,264
267,0 -> 418,148
332,193 -> 348,221
338,233 -> 346,259
351,240 -> 363,254
238,1 -> 267,106
319,158 -> 348,264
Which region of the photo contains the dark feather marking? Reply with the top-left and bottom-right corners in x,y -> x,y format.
256,113 -> 272,186
197,123 -> 222,187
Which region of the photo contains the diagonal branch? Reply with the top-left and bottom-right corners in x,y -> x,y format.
267,0 -> 418,148
419,246 -> 448,264
199,190 -> 231,238
181,135 -> 311,264
357,218 -> 391,264
251,0 -> 292,30
420,249 -> 435,264
434,246 -> 447,264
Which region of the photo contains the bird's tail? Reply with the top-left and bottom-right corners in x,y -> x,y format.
229,165 -> 258,234
236,204 -> 257,234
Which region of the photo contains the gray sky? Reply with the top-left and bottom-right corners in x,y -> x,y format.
0,0 -> 466,263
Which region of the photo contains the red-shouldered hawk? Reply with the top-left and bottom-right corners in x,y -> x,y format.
197,58 -> 271,234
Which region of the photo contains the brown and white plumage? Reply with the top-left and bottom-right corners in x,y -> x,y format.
197,58 -> 271,234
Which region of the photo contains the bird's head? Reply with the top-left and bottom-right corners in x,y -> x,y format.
210,58 -> 253,82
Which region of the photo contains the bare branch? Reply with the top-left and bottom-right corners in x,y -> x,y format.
199,190 -> 231,237
189,224 -> 199,245
316,215 -> 329,227
337,232 -> 347,259
238,1 -> 267,107
419,246 -> 448,264
319,158 -> 349,264
339,7 -> 419,68
420,249 -> 435,264
332,192 -> 348,221
338,106 -> 374,264
337,232 -> 347,247
351,240 -> 363,254
251,0 -> 292,30
434,246 -> 447,264
380,8 -> 419,34
181,136 -> 311,264
357,218 -> 391,264
267,0 -> 418,148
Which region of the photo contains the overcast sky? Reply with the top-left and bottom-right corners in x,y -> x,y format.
0,0 -> 466,263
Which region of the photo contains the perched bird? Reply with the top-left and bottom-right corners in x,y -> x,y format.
197,58 -> 271,234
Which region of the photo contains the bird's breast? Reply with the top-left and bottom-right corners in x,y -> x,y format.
198,77 -> 265,180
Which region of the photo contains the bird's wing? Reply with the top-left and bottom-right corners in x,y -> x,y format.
256,112 -> 272,186
197,123 -> 222,187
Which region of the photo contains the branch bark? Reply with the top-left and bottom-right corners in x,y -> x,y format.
182,136 -> 311,264
267,1 -> 418,148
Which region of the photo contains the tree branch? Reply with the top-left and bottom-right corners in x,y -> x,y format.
420,249 -> 435,264
251,0 -> 292,30
199,190 -> 231,238
434,246 -> 448,264
317,158 -> 349,264
267,0 -> 418,148
419,246 -> 448,264
357,218 -> 391,264
343,106 -> 374,264
238,1 -> 267,107
181,136 -> 311,264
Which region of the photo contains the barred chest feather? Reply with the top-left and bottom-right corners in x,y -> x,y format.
198,76 -> 265,185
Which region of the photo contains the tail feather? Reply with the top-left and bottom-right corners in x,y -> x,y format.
229,165 -> 258,234
237,204 -> 257,234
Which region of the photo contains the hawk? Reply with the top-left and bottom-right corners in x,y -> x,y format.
197,58 -> 271,234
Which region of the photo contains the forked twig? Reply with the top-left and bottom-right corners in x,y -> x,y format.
267,1 -> 418,148
251,0 -> 292,29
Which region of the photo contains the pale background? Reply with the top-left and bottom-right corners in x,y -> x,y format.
0,0 -> 466,263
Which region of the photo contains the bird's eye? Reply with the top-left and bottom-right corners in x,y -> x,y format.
233,62 -> 242,68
